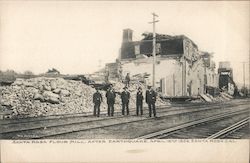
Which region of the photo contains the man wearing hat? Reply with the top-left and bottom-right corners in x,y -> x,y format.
105,85 -> 116,116
146,86 -> 157,117
136,87 -> 143,116
93,88 -> 103,117
121,86 -> 130,115
136,87 -> 144,116
125,73 -> 130,87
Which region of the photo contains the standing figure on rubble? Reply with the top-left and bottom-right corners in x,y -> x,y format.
125,73 -> 130,87
121,87 -> 130,115
105,85 -> 116,116
93,88 -> 103,117
146,86 -> 157,118
105,71 -> 109,83
136,87 -> 144,116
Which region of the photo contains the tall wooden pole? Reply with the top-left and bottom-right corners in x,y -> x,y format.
149,13 -> 159,88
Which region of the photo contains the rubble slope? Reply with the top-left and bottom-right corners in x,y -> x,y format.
0,77 -> 168,118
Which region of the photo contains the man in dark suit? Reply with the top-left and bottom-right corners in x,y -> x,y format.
105,86 -> 116,116
121,87 -> 130,115
125,73 -> 130,87
146,86 -> 157,118
136,87 -> 144,116
93,88 -> 103,117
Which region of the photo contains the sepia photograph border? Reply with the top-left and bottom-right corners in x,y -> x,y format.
0,0 -> 249,163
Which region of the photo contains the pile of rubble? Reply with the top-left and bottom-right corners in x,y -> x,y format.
0,78 -> 96,118
199,92 -> 233,103
0,77 -> 169,119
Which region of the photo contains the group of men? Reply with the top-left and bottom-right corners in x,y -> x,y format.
92,85 -> 157,118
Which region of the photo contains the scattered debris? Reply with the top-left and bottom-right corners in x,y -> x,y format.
199,92 -> 234,103
200,94 -> 212,102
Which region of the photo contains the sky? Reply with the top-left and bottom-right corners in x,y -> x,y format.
0,1 -> 249,85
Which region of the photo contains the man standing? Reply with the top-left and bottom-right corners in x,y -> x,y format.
136,87 -> 144,116
105,85 -> 116,116
125,73 -> 130,87
146,86 -> 157,118
121,87 -> 130,115
105,71 -> 109,83
93,88 -> 102,117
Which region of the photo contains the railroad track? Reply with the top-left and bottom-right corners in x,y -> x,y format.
1,102 -> 243,133
223,123 -> 250,139
0,105 -> 171,125
1,99 -> 247,126
1,103 -> 249,139
137,109 -> 250,139
206,117 -> 249,139
1,101 -> 248,133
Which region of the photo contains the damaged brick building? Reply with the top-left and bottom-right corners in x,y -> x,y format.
117,28 -> 218,97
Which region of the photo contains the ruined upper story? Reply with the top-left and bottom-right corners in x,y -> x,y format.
120,28 -> 215,70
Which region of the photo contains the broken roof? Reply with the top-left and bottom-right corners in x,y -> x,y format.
141,32 -> 198,48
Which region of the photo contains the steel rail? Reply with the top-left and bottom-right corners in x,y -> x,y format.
136,109 -> 250,139
1,105 -> 171,125
206,117 -> 250,139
